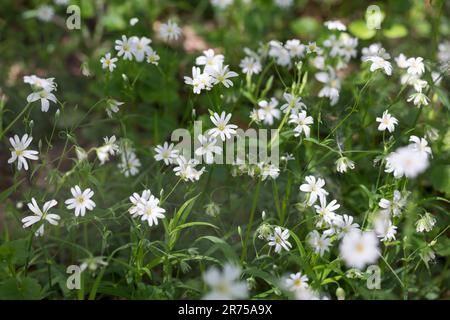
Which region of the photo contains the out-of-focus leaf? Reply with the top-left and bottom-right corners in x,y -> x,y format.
349,20 -> 376,40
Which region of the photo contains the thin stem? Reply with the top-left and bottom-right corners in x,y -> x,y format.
241,180 -> 261,263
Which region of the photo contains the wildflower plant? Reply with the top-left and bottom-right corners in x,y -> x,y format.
0,0 -> 448,301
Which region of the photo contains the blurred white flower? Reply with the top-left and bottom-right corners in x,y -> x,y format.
159,20 -> 182,42
339,230 -> 380,269
239,56 -> 262,75
385,146 -> 429,179
257,98 -> 281,126
307,230 -> 332,257
203,263 -> 248,300
406,57 -> 425,76
285,272 -> 309,292
324,20 -> 346,31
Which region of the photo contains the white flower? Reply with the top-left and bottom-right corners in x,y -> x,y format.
196,49 -> 224,73
203,263 -> 248,300
36,5 -> 54,22
173,156 -> 205,182
118,151 -> 141,177
269,41 -> 291,67
407,92 -> 430,107
136,194 -> 166,227
285,272 -> 309,292
195,134 -> 222,164
437,41 -> 450,65
335,156 -> 355,173
100,53 -> 118,72
96,136 -> 119,165
130,36 -> 152,62
208,112 -> 238,141
364,55 -> 392,76
339,230 -> 380,269
406,57 -> 425,76
239,57 -> 262,75
115,35 -> 134,61
146,48 -> 160,65
27,88 -> 57,112
314,197 -> 340,226
410,78 -> 428,92
373,216 -> 397,242
65,186 -> 96,217
280,92 -> 306,113
8,134 -> 39,171
315,69 -> 340,105
80,257 -> 108,273
184,66 -> 213,94
285,39 -> 305,58
299,176 -> 328,206
379,190 -> 407,217
259,163 -> 280,181
385,146 -> 429,179
129,17 -> 139,26
311,55 -> 326,69
329,214 -> 360,239
210,0 -> 234,10
22,198 -> 60,237
376,110 -> 398,133
409,136 -> 432,157
210,64 -> 238,88
395,53 -> 409,68
416,212 -> 436,233
24,75 -> 57,92
257,98 -> 281,126
159,20 -> 182,42
274,0 -> 293,8
305,42 -> 323,55
105,99 -> 123,118
289,111 -> 313,138
307,230 -> 332,257
129,190 -> 152,218
361,43 -> 382,61
154,142 -> 179,165
268,227 -> 292,253
54,0 -> 70,5
324,20 -> 346,31
295,287 -> 324,300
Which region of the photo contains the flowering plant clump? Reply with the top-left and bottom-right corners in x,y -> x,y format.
0,0 -> 449,300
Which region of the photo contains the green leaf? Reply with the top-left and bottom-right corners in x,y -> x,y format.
349,20 -> 376,40
0,239 -> 29,266
170,222 -> 218,236
0,179 -> 23,203
0,277 -> 42,300
383,24 -> 408,38
290,17 -> 320,38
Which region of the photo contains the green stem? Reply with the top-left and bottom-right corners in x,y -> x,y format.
0,103 -> 31,139
241,180 -> 261,263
